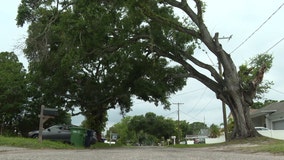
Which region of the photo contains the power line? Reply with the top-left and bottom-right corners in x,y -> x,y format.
133,87 -> 207,106
180,110 -> 201,122
194,97 -> 215,118
205,51 -> 217,67
263,37 -> 284,53
230,2 -> 284,54
187,87 -> 207,114
271,88 -> 284,95
163,110 -> 178,118
171,87 -> 207,97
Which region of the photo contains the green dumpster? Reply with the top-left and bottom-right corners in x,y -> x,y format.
70,127 -> 86,147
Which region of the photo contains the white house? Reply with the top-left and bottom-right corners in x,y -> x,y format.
250,101 -> 284,130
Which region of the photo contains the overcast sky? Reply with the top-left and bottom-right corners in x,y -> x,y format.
1,1 -> 284,129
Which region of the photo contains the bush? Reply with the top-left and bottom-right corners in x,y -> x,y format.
209,124 -> 220,138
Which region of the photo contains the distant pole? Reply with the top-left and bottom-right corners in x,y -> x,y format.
173,103 -> 184,143
109,130 -> 112,146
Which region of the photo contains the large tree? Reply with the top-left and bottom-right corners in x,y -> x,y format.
17,0 -> 273,139
111,0 -> 271,138
0,52 -> 27,135
17,0 -> 187,136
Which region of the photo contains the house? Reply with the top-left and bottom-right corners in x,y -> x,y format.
250,101 -> 284,130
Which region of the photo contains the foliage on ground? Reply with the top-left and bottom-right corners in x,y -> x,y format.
0,136 -> 75,149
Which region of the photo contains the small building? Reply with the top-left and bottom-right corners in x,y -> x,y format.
250,101 -> 284,130
111,133 -> 118,141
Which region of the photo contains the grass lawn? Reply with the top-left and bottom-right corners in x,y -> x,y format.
0,136 -> 76,149
228,136 -> 284,154
173,136 -> 284,155
0,136 -> 122,149
1,135 -> 283,155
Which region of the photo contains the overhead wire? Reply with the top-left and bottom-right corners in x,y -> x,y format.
193,96 -> 215,118
186,87 -> 207,114
230,2 -> 284,54
263,37 -> 284,53
271,88 -> 284,95
170,87 -> 207,97
180,110 -> 201,122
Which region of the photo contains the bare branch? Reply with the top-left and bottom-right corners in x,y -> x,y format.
164,0 -> 200,26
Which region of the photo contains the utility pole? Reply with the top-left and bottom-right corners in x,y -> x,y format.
218,62 -> 228,142
173,102 -> 183,143
218,35 -> 231,142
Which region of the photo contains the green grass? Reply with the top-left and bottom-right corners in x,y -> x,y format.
1,135 -> 284,155
0,136 -> 122,149
242,137 -> 284,154
0,136 -> 76,149
172,136 -> 284,155
219,137 -> 284,154
256,142 -> 284,154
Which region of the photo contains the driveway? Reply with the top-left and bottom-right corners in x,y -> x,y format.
0,146 -> 282,160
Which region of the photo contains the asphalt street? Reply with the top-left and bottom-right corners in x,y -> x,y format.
0,146 -> 283,160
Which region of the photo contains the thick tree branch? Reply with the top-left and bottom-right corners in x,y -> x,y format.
152,45 -> 221,93
182,52 -> 223,84
164,0 -> 201,27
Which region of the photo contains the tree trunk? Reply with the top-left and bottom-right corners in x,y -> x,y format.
215,49 -> 258,138
226,96 -> 258,138
84,107 -> 108,141
198,26 -> 260,138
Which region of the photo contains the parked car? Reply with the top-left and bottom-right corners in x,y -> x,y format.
28,124 -> 97,145
28,124 -> 74,143
255,127 -> 269,131
193,138 -> 205,144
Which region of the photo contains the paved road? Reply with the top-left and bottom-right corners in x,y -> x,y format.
0,146 -> 283,160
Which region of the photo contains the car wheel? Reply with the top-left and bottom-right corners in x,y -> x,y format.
32,134 -> 39,138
